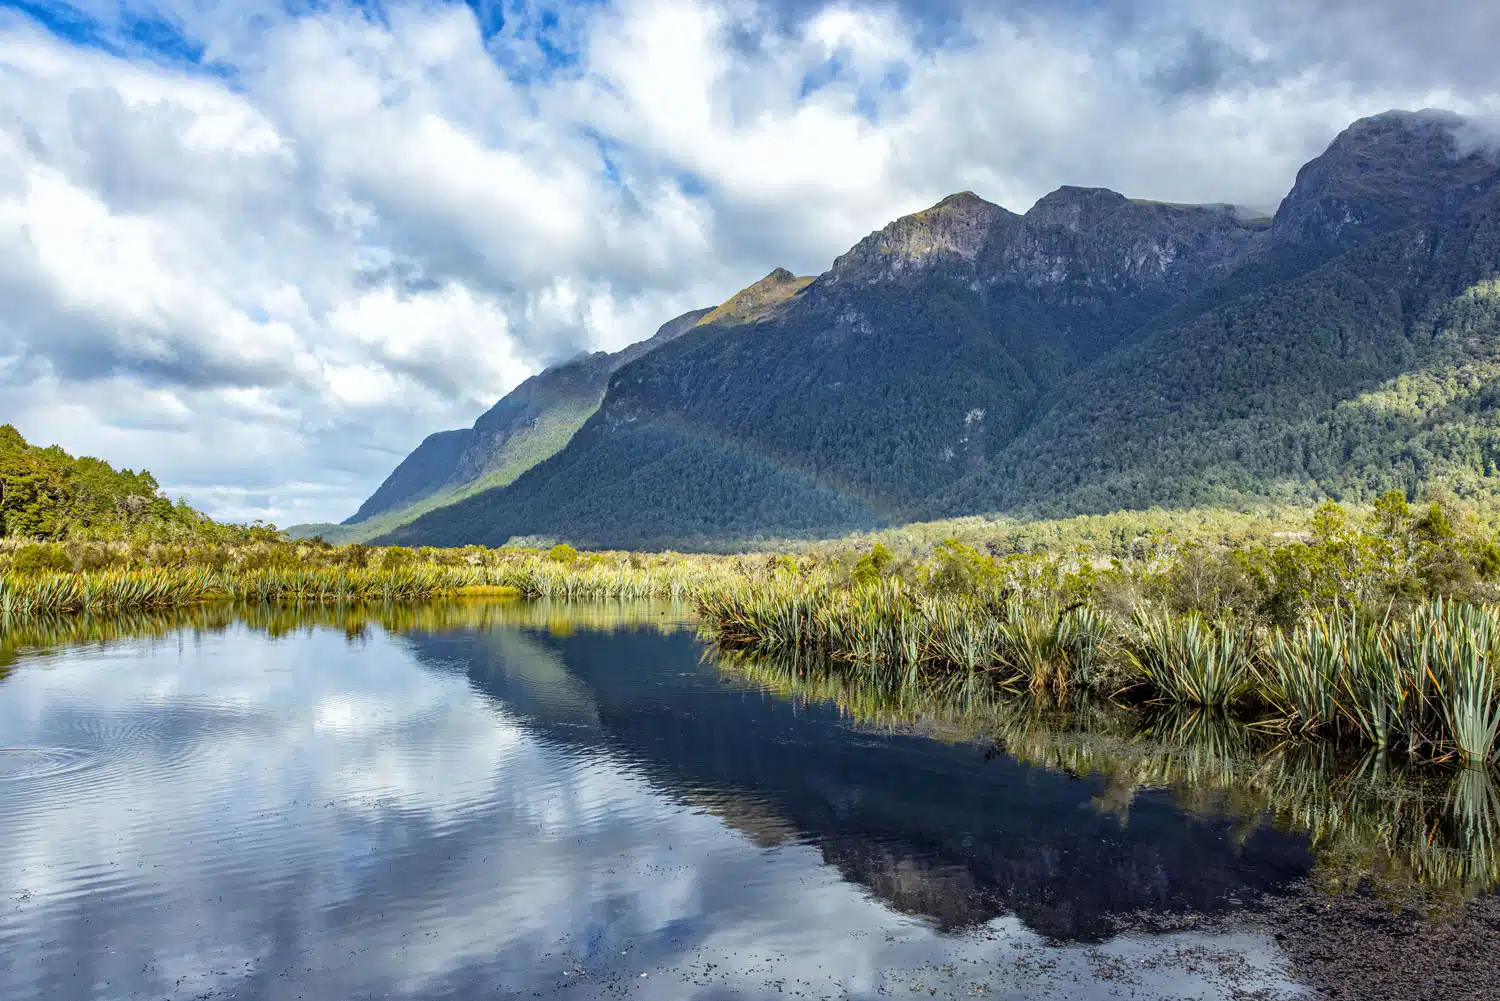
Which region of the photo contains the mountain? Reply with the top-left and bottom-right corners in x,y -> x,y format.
377,108 -> 1500,550
295,306 -> 713,542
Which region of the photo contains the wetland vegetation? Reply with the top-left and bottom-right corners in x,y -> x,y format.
8,484 -> 1500,764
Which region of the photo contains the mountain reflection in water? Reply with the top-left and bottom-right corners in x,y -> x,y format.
0,599 -> 1493,1000
412,623 -> 1311,939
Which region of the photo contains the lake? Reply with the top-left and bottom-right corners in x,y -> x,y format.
1,601 -> 1495,1000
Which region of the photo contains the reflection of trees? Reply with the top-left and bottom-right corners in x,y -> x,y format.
0,598 -> 689,665
716,646 -> 1500,902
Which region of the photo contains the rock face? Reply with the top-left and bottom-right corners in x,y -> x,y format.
375,108 -> 1500,549
826,191 -> 1017,283
995,187 -> 1267,291
1270,109 -> 1498,250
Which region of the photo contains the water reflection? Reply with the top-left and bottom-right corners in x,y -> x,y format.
716,648 -> 1500,903
0,602 -> 1328,999
411,625 -> 1312,940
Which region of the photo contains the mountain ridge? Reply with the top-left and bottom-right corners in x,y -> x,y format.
357,107 -> 1500,550
292,306 -> 714,542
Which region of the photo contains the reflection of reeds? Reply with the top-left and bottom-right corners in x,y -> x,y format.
713,643 -> 1500,900
0,598 -> 689,668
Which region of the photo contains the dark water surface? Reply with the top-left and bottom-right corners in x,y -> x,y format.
0,603 -> 1332,999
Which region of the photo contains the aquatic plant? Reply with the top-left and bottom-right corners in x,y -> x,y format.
1256,611 -> 1349,732
1126,609 -> 1255,708
0,568 -> 220,616
1407,599 -> 1500,764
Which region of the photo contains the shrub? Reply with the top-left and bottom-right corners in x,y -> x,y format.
11,544 -> 70,574
1128,610 -> 1255,708
380,547 -> 415,570
851,542 -> 893,587
925,539 -> 1000,597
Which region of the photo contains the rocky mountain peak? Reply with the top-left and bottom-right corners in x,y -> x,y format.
1272,108 -> 1498,249
828,191 -> 1017,282
987,187 -> 1267,293
1024,186 -> 1130,231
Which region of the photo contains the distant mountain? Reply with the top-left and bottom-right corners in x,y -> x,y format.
374,108 -> 1500,550
295,307 -> 712,542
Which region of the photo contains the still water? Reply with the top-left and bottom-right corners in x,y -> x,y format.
0,601 -> 1421,999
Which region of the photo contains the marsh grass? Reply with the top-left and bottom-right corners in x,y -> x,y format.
0,554 -> 734,618
0,569 -> 222,616
1244,600 -> 1500,763
712,642 -> 1500,899
698,573 -> 1500,764
1126,610 -> 1256,708
698,578 -> 1117,696
7,526 -> 1500,765
0,566 -> 484,614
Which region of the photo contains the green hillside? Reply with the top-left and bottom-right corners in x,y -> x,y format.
291,398 -> 600,544
0,424 -> 239,542
295,307 -> 716,543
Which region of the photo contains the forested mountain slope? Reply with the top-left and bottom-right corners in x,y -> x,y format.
380,109 -> 1500,550
296,307 -> 713,542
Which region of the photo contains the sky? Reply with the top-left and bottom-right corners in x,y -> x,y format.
2,0 -> 1499,527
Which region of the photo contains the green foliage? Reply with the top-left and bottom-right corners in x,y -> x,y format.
850,542 -> 893,587
10,544 -> 71,574
379,547 -> 415,570
544,543 -> 580,565
0,424 -> 266,544
1126,610 -> 1256,708
925,538 -> 1000,597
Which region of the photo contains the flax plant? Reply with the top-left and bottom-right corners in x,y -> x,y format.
1127,610 -> 1255,708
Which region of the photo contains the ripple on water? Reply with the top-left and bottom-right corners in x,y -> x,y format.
0,746 -> 96,784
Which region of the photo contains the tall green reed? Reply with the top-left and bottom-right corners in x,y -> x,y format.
1127,610 -> 1255,708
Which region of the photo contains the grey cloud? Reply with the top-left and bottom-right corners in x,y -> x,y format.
1145,30 -> 1264,97
0,278 -> 300,393
1453,115 -> 1500,159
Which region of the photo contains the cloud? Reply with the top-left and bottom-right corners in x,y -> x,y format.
0,0 -> 1497,525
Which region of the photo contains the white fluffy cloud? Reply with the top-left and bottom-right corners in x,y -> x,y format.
1,0 -> 1498,525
